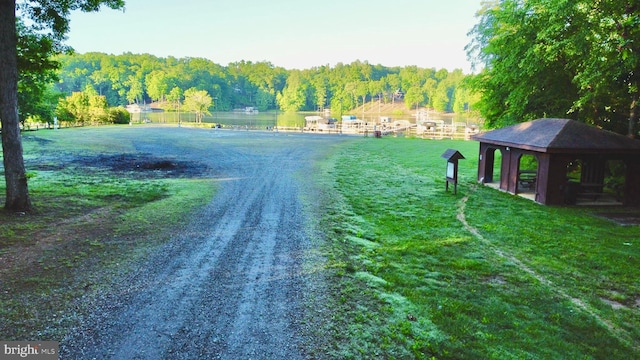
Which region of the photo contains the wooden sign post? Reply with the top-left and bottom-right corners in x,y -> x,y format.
441,149 -> 465,194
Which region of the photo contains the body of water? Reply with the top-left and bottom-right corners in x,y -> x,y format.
135,110 -> 477,130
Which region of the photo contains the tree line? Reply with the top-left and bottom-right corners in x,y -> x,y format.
47,52 -> 475,124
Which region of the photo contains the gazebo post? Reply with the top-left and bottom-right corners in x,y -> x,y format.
625,160 -> 640,206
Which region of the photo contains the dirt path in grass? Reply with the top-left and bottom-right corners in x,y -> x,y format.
59,128 -> 350,359
456,189 -> 638,351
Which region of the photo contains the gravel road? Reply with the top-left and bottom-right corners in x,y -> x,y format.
60,127 -> 351,359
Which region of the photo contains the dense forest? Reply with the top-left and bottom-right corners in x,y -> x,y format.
43,52 -> 476,125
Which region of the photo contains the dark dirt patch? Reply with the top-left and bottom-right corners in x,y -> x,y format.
71,153 -> 209,178
22,135 -> 54,145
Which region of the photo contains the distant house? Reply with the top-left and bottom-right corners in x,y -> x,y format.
125,104 -> 151,113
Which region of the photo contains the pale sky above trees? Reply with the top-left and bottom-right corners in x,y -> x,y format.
65,0 -> 481,73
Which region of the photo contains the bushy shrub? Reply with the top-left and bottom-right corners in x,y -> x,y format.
109,107 -> 131,124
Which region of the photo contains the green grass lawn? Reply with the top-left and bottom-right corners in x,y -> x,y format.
314,136 -> 640,359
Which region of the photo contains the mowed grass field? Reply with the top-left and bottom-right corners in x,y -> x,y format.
312,136 -> 640,359
1,127 -> 639,358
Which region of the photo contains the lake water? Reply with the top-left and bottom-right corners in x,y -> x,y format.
137,110 -> 477,130
138,111 -> 302,129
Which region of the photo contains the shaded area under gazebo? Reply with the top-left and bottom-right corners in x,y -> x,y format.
471,118 -> 640,206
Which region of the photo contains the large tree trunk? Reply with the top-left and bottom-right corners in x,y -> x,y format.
0,0 -> 32,212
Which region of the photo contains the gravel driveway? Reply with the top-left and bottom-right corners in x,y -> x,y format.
60,127 -> 351,359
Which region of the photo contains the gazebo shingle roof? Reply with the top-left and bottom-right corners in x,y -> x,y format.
471,118 -> 640,154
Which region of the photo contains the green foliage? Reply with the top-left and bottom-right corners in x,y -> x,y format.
254,88 -> 275,111
519,154 -> 538,170
17,1 -> 125,40
145,69 -> 172,102
467,0 -> 640,134
431,81 -> 451,112
54,84 -> 129,125
166,86 -> 182,111
14,2 -> 126,122
54,53 -> 474,117
108,106 -> 130,124
16,20 -> 62,123
13,1 -> 127,126
183,87 -> 212,123
404,87 -> 425,110
55,84 -> 110,125
277,71 -> 306,112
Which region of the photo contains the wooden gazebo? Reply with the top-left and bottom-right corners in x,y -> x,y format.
471,118 -> 640,206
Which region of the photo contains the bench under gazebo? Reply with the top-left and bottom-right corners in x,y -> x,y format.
471,118 -> 640,206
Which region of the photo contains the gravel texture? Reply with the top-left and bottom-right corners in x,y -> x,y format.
59,127 -> 350,359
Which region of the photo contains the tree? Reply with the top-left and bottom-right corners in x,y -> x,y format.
467,1 -> 583,128
1,3 -> 29,211
56,84 -> 109,125
167,86 -> 183,112
125,73 -> 144,104
404,86 -> 425,111
277,71 -> 306,112
183,88 -> 212,123
356,81 -> 369,111
467,0 -> 640,135
371,78 -> 387,104
570,1 -> 640,136
399,66 -> 422,93
432,82 -> 450,113
16,20 -> 61,125
385,73 -> 401,104
423,78 -> 437,107
0,0 -> 124,212
145,70 -> 171,102
107,106 -> 131,124
311,75 -> 328,111
108,106 -> 130,124
254,88 -> 275,112
57,90 -> 89,123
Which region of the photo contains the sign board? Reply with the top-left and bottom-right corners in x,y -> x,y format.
440,149 -> 465,194
446,162 -> 455,179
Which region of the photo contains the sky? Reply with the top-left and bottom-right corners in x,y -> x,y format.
65,0 -> 484,73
